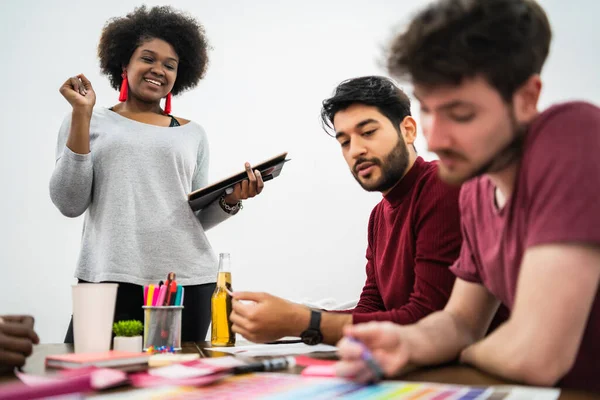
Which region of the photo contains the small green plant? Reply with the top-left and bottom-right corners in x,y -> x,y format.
112,320 -> 143,337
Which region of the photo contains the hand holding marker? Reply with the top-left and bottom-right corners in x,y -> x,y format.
348,337 -> 385,383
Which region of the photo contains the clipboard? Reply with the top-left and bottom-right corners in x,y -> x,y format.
187,152 -> 290,211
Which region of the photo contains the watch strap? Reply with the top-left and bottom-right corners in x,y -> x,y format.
309,309 -> 322,331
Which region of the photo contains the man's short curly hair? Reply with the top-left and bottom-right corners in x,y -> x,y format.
387,0 -> 551,102
98,5 -> 209,96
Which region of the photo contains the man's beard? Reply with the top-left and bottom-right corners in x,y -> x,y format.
439,110 -> 527,185
352,135 -> 410,192
469,125 -> 525,178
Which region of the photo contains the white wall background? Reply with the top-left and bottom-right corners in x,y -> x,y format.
0,0 -> 597,343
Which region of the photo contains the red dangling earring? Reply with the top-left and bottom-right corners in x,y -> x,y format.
119,72 -> 128,102
164,92 -> 172,115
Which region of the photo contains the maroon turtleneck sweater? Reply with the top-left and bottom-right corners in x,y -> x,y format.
352,157 -> 462,324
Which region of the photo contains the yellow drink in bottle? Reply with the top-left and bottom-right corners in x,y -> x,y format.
211,253 -> 235,346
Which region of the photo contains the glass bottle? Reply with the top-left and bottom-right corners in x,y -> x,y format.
211,253 -> 235,346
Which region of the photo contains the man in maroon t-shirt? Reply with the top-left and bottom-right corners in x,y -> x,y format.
336,0 -> 600,393
227,76 -> 466,345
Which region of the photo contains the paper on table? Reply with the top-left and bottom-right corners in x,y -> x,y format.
494,386 -> 560,399
205,342 -> 337,357
149,364 -> 215,379
148,353 -> 200,368
199,357 -> 246,368
147,357 -> 246,379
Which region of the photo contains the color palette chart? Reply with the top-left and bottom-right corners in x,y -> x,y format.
95,373 -> 560,399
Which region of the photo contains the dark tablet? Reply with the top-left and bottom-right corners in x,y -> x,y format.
188,152 -> 289,211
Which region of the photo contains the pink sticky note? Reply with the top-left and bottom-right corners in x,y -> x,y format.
90,369 -> 129,389
301,364 -> 337,377
129,371 -> 227,388
295,356 -> 336,367
60,367 -> 128,390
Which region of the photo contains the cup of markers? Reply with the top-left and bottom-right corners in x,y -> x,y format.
142,272 -> 184,351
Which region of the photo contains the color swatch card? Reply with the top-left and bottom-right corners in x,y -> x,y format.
92,373 -> 561,400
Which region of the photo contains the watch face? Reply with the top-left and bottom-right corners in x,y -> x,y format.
301,329 -> 323,346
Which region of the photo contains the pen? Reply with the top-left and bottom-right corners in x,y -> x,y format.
162,281 -> 178,340
348,337 -> 384,382
231,356 -> 296,374
158,272 -> 176,346
167,281 -> 178,306
265,339 -> 303,345
194,342 -> 206,358
163,272 -> 176,305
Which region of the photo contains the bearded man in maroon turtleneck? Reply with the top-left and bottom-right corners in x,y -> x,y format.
228,76 -> 504,345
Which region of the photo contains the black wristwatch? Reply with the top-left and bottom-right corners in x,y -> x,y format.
300,309 -> 323,345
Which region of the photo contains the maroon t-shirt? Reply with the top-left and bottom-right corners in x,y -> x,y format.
451,102 -> 600,391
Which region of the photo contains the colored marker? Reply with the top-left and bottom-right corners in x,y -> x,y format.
152,287 -> 159,306
146,285 -> 155,306
348,337 -> 385,382
174,285 -> 183,306
157,284 -> 167,306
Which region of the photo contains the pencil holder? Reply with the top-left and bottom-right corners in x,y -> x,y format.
142,306 -> 183,351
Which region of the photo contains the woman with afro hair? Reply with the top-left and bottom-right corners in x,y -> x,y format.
50,6 -> 264,343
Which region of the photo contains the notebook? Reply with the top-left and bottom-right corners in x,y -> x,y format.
46,351 -> 150,370
187,152 -> 289,211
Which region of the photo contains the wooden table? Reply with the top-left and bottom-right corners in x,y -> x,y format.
0,343 -> 597,399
